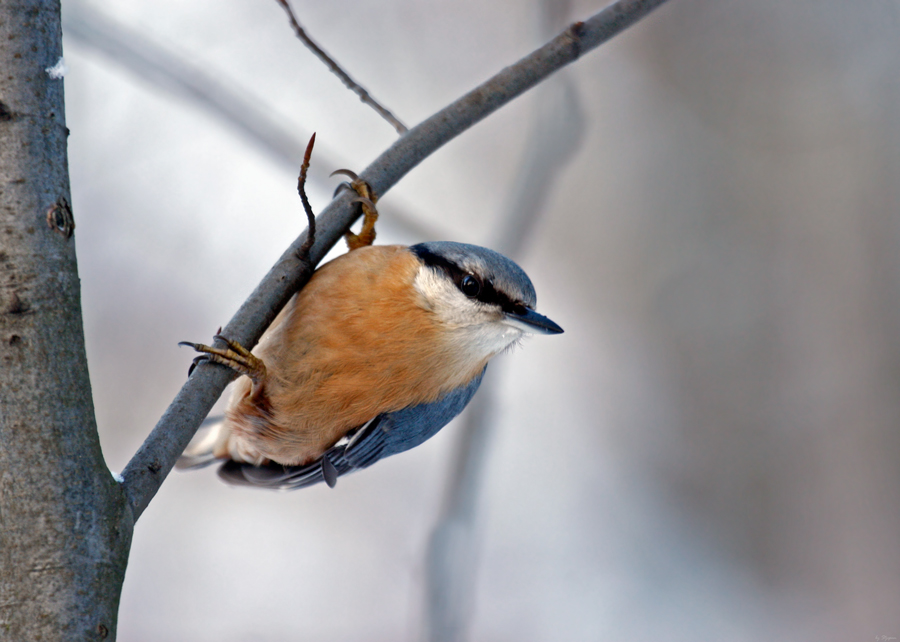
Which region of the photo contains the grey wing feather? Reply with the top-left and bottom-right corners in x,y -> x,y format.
216,367 -> 486,490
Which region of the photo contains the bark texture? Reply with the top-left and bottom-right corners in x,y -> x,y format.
0,2 -> 131,640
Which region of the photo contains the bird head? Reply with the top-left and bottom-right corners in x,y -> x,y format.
409,241 -> 563,361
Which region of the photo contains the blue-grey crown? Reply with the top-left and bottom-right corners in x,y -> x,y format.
409,241 -> 537,310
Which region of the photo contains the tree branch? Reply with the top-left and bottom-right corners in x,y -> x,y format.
274,0 -> 408,134
0,2 -> 131,637
120,0 -> 673,522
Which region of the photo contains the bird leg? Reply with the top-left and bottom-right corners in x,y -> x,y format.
332,169 -> 378,250
180,333 -> 268,401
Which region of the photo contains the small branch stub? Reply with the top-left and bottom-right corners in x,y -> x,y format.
0,100 -> 15,121
46,196 -> 74,238
296,133 -> 317,261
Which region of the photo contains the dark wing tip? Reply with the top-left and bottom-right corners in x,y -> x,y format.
321,455 -> 338,488
214,417 -> 387,491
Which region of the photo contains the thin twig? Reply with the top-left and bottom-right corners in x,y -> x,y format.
274,0 -> 408,135
296,133 -> 317,260
120,0 -> 673,522
62,1 -> 438,239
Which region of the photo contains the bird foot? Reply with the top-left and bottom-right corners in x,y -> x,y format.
332,169 -> 378,250
180,333 -> 267,392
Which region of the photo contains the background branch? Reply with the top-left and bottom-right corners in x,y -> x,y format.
62,0 -> 437,240
274,0 -> 408,134
424,2 -> 586,638
119,0 -> 673,522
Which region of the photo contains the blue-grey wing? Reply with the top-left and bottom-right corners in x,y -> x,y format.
216,367 -> 486,490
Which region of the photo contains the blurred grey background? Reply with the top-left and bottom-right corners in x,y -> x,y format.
61,0 -> 900,640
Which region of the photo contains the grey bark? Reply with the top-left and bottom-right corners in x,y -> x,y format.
0,1 -> 131,640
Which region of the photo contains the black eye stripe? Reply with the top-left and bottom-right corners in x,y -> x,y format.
412,246 -> 524,314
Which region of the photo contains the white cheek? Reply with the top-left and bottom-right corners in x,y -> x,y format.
414,267 -> 524,360
413,269 -> 472,326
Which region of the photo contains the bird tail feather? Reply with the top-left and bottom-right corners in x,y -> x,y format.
175,415 -> 229,470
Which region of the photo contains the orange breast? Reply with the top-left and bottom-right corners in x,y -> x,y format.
223,245 -> 487,465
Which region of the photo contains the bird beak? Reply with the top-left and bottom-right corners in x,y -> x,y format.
504,307 -> 564,335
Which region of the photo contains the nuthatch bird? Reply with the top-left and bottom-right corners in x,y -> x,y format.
179,169 -> 562,490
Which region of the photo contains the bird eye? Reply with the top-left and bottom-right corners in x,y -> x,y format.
460,275 -> 481,298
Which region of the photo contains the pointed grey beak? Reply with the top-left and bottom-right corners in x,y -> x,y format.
504,307 -> 564,335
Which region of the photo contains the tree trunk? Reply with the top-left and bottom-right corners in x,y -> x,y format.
0,1 -> 132,639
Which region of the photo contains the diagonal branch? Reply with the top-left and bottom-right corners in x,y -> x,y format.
119,0 -> 673,522
274,0 -> 408,135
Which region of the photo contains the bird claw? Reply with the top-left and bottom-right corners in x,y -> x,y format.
332,171 -> 379,251
350,195 -> 376,210
180,335 -> 267,385
332,182 -> 351,199
330,168 -> 359,181
186,353 -> 208,377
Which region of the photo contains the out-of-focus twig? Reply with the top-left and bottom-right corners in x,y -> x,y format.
423,1 -> 586,639
120,0 -> 672,523
274,0 -> 408,135
424,389 -> 495,642
63,3 -> 307,172
61,0 -> 439,241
